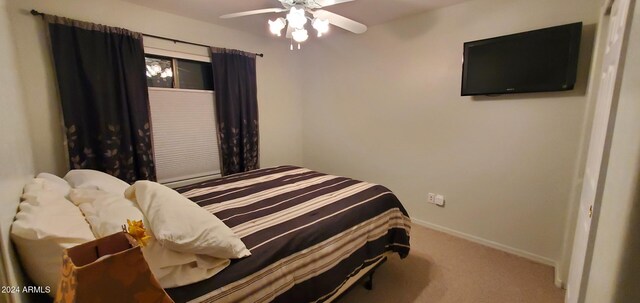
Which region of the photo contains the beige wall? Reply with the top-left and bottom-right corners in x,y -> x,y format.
5,0 -> 304,177
0,0 -> 36,299
585,0 -> 640,301
301,0 -> 600,277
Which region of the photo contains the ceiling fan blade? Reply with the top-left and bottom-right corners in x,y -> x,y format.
286,24 -> 293,38
313,10 -> 367,34
313,0 -> 355,8
220,8 -> 286,19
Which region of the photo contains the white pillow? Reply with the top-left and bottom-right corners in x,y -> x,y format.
142,241 -> 229,288
22,176 -> 71,200
68,188 -> 229,287
125,181 -> 251,259
11,185 -> 96,295
69,188 -> 141,237
64,169 -> 130,194
36,173 -> 72,196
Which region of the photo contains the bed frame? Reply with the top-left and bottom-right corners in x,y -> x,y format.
326,252 -> 390,303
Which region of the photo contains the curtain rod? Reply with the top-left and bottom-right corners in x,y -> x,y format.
30,9 -> 264,58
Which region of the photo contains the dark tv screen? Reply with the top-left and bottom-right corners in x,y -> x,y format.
461,22 -> 582,96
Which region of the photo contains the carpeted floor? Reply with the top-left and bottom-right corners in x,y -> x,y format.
340,224 -> 564,303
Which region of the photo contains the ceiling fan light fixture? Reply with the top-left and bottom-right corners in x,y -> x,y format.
312,18 -> 330,37
221,0 -> 368,49
286,7 -> 307,29
292,28 -> 309,43
268,17 -> 286,36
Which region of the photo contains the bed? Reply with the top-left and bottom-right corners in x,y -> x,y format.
166,165 -> 412,302
8,166 -> 410,302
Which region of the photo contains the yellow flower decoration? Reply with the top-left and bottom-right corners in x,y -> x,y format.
124,219 -> 151,247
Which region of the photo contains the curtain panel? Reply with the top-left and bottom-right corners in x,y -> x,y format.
210,47 -> 260,176
46,15 -> 156,182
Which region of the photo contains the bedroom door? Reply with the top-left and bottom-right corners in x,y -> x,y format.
566,0 -> 635,302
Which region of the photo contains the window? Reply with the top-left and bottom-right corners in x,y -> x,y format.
177,59 -> 214,90
145,56 -> 173,88
145,53 -> 219,185
145,56 -> 213,90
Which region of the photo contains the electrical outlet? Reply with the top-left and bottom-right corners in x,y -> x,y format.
427,193 -> 436,204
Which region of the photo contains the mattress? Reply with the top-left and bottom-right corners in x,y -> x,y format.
166,166 -> 411,303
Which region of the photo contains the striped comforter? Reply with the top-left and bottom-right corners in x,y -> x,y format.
166,166 -> 411,303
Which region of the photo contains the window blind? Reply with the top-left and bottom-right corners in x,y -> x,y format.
148,88 -> 220,183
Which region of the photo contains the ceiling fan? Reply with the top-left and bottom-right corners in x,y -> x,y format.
220,0 -> 367,49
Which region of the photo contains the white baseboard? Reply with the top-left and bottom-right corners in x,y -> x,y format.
555,266 -> 566,289
411,218 -> 561,286
162,174 -> 221,188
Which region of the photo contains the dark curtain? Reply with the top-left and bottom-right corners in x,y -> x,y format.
46,15 -> 156,183
210,47 -> 259,176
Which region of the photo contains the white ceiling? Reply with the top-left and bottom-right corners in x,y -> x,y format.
125,0 -> 469,36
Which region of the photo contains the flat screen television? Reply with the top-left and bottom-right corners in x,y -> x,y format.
461,22 -> 582,96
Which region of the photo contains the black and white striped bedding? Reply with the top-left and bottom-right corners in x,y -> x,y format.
166,166 -> 411,303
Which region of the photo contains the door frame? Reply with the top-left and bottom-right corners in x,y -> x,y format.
566,0 -> 636,302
